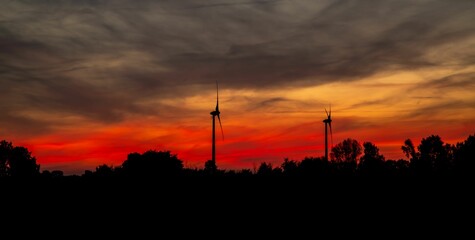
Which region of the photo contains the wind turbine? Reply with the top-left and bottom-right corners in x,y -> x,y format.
210,81 -> 224,166
323,106 -> 333,161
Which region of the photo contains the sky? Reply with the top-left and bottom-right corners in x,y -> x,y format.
1,0 -> 474,175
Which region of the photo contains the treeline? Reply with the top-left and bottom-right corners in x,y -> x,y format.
0,134 -> 474,178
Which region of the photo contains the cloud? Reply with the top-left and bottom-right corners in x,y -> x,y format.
184,0 -> 284,10
347,98 -> 396,109
422,72 -> 475,89
403,99 -> 475,120
1,0 -> 474,129
0,113 -> 52,137
401,72 -> 475,120
411,97 -> 440,99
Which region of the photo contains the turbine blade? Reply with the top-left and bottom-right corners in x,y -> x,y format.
217,114 -> 224,141
216,80 -> 219,111
329,122 -> 333,147
324,108 -> 329,117
329,104 -> 331,118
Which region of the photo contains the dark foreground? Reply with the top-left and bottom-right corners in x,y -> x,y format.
1,176 -> 472,238
2,176 -> 472,203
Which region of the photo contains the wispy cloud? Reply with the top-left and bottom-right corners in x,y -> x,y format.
403,100 -> 475,120
422,72 -> 475,89
1,0 -> 474,170
184,0 -> 284,9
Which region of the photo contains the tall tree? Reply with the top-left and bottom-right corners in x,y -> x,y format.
257,162 -> 273,176
330,138 -> 362,176
401,139 -> 418,161
281,158 -> 298,176
121,150 -> 183,177
331,138 -> 362,163
419,135 -> 452,175
453,134 -> 475,176
359,142 -> 385,176
403,135 -> 453,176
0,140 -> 40,177
0,140 -> 14,177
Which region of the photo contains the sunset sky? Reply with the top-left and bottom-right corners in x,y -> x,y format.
1,0 -> 474,175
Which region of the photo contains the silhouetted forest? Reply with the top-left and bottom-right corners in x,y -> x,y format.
1,133 -> 474,179
2,135 -> 473,229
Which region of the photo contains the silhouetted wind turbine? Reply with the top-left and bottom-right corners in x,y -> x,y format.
323,106 -> 333,161
210,81 -> 224,166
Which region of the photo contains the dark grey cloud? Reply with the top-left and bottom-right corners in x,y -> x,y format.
347,98 -> 395,109
403,99 -> 475,120
248,97 -> 296,112
421,72 -> 475,89
1,0 -> 474,129
185,0 -> 283,9
400,72 -> 475,119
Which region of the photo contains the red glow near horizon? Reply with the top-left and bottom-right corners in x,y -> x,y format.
6,113 -> 473,175
1,0 -> 475,176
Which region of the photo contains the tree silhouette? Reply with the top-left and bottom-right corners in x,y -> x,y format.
385,159 -> 410,177
238,169 -> 253,177
454,134 -> 475,176
298,157 -> 328,177
0,140 -> 39,177
41,170 -> 64,178
256,162 -> 281,176
95,164 -> 115,177
401,139 -> 418,161
272,166 -> 283,175
330,138 -> 361,176
257,162 -> 273,176
402,135 -> 454,176
51,170 -> 64,178
121,150 -> 183,177
409,135 -> 453,176
421,135 -> 453,175
0,140 -> 13,177
3,133 -> 475,180
331,138 -> 362,163
281,158 -> 299,176
359,142 -> 385,176
204,159 -> 218,174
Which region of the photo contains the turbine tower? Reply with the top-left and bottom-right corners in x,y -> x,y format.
323,106 -> 333,161
210,81 -> 224,166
